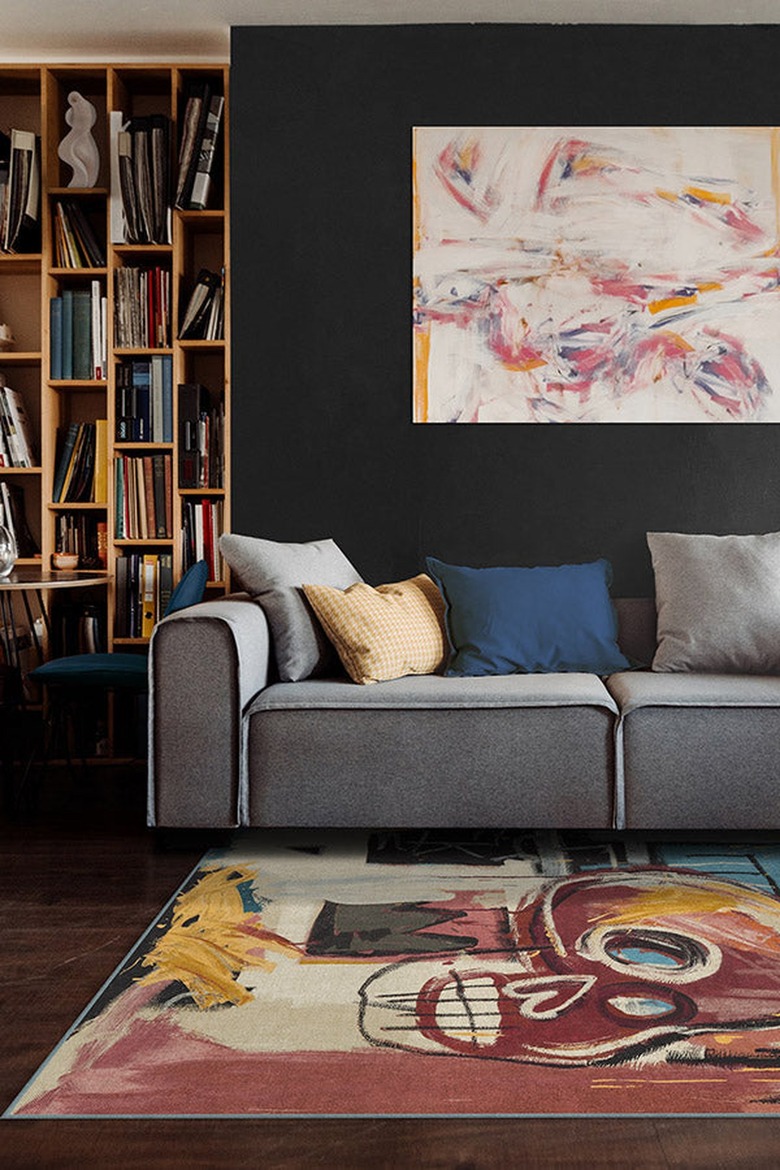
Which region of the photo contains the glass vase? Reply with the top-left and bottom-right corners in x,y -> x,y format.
0,524 -> 17,578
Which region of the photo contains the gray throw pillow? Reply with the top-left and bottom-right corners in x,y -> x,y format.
219,533 -> 363,681
647,531 -> 780,673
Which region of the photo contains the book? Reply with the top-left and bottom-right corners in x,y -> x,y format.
52,422 -> 80,502
62,288 -> 74,379
93,418 -> 108,503
141,553 -> 158,638
175,82 -> 209,208
1,384 -> 36,466
0,130 -> 11,249
179,268 -> 222,340
117,127 -> 142,244
3,129 -> 40,253
152,454 -> 167,537
158,552 -> 173,617
71,288 -> 92,381
189,95 -> 224,210
49,297 -> 63,379
115,554 -> 128,635
178,382 -> 207,487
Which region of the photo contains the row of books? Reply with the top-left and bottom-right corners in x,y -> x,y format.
55,512 -> 108,569
52,419 -> 108,503
182,496 -> 223,582
115,453 -> 173,541
0,480 -> 38,557
115,551 -> 173,639
116,356 -> 173,444
180,267 -> 224,340
179,383 -> 224,489
175,81 -> 225,211
113,114 -> 171,246
0,379 -> 37,467
53,199 -> 106,269
114,265 -> 171,350
50,283 -> 108,381
0,128 -> 40,254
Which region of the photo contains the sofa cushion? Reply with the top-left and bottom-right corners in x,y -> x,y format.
426,556 -> 630,678
219,533 -> 362,681
647,530 -> 780,674
606,670 -> 780,712
302,574 -> 447,684
246,672 -> 618,828
606,670 -> 780,831
249,671 -> 619,712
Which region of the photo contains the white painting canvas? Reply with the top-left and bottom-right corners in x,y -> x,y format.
413,126 -> 780,423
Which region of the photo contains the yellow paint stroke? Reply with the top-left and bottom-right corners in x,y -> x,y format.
685,185 -> 731,205
648,294 -> 698,315
590,883 -> 780,953
137,865 -> 300,1009
501,356 -> 548,373
414,320 -> 430,423
662,330 -> 696,353
696,282 -> 723,293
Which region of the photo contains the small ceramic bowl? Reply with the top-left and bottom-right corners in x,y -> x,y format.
52,552 -> 79,571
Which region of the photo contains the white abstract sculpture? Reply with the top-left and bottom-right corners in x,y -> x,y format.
58,92 -> 99,188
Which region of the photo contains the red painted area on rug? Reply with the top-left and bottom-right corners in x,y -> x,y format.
15,1011 -> 780,1116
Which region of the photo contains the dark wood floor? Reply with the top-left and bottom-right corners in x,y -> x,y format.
3,767 -> 780,1168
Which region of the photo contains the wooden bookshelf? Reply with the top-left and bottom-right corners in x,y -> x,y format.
0,63 -> 231,656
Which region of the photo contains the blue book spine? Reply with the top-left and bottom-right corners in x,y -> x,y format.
62,288 -> 74,380
132,360 -> 151,442
49,297 -> 63,380
162,355 -> 173,443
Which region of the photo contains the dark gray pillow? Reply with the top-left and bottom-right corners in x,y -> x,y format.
647,530 -> 780,673
219,534 -> 362,681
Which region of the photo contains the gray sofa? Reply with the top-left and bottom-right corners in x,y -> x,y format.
147,594 -> 780,831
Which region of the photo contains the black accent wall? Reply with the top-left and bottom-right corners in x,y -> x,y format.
230,24 -> 780,595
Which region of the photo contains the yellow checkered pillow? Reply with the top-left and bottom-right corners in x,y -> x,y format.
302,574 -> 448,684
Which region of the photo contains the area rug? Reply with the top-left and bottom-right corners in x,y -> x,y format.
8,829 -> 780,1118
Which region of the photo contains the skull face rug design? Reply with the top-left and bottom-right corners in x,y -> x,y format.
8,831 -> 780,1118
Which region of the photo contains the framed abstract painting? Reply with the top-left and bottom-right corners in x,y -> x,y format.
413,126 -> 780,423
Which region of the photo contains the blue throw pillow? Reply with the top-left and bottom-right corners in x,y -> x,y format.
425,556 -> 630,677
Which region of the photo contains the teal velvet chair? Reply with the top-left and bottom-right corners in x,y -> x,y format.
26,559 -> 209,780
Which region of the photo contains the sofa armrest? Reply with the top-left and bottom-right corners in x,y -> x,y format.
147,594 -> 271,827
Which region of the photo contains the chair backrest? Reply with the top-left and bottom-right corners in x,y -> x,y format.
164,559 -> 209,617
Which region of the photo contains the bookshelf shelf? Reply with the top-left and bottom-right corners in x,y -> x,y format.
0,350 -> 42,363
178,338 -> 225,351
49,379 -> 108,390
48,502 -> 108,511
113,441 -> 173,451
48,187 -> 110,198
49,267 -> 109,278
114,538 -> 174,547
0,61 -> 231,671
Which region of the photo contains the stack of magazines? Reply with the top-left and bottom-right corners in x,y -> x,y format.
0,379 -> 37,467
115,115 -> 171,245
174,81 -> 224,211
179,268 -> 224,340
0,128 -> 40,254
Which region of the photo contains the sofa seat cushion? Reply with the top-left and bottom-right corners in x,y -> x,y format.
606,670 -> 780,831
607,670 -> 780,712
244,673 -> 618,829
249,671 -> 619,713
